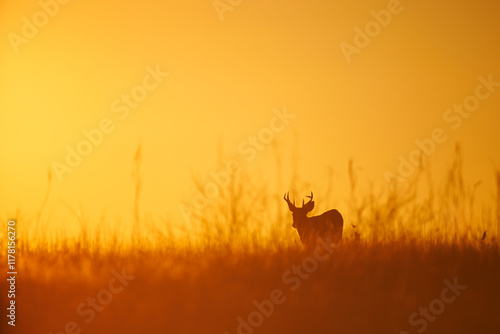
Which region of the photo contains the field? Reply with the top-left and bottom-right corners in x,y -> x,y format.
2,151 -> 500,334
2,0 -> 499,333
7,239 -> 499,334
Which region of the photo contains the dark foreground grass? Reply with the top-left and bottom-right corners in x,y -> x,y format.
2,239 -> 499,334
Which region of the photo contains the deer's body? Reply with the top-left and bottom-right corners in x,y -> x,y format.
292,209 -> 343,247
285,192 -> 343,248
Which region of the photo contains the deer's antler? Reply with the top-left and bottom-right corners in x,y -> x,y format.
284,192 -> 297,211
303,191 -> 313,206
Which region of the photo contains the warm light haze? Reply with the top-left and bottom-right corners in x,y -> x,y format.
1,0 -> 499,232
1,0 -> 499,333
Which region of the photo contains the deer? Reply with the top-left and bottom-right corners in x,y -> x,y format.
284,192 -> 343,249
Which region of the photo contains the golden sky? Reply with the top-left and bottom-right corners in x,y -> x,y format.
1,0 -> 499,231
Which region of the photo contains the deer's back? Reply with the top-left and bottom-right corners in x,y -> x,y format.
297,209 -> 344,247
322,209 -> 343,226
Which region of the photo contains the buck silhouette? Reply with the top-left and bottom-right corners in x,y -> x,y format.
284,192 -> 343,248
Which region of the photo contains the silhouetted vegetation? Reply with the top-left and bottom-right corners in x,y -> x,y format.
1,145 -> 499,334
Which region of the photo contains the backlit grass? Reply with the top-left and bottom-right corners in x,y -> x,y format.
1,145 -> 499,334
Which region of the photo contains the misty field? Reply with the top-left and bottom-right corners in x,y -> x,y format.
2,150 -> 500,334
5,239 -> 499,334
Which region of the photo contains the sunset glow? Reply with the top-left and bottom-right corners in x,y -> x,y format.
1,0 -> 499,333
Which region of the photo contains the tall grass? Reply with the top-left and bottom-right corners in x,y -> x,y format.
1,144 -> 499,334
1,143 -> 498,255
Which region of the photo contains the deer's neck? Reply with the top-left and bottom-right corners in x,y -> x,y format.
292,215 -> 309,229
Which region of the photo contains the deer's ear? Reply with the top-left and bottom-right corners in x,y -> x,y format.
304,201 -> 315,212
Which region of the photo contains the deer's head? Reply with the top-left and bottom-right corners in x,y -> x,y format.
284,192 -> 314,227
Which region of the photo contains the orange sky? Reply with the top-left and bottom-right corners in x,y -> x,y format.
1,0 -> 499,233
